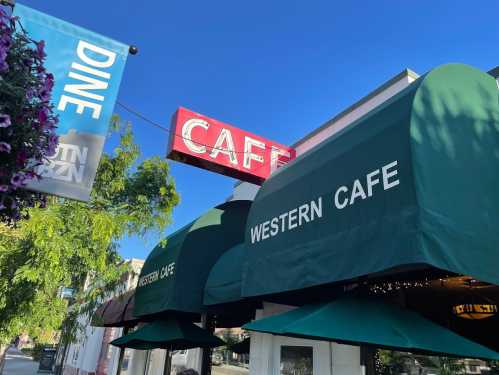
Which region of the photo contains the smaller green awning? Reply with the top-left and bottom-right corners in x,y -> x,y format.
204,243 -> 245,306
134,200 -> 251,317
243,297 -> 499,360
110,318 -> 225,350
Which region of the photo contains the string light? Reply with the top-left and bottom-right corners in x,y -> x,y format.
368,279 -> 432,295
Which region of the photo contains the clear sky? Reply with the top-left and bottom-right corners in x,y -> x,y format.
18,0 -> 499,260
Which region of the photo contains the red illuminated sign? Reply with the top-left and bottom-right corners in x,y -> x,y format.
167,108 -> 296,184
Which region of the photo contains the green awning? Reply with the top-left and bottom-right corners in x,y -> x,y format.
110,318 -> 225,350
242,64 -> 499,298
92,290 -> 137,327
243,297 -> 499,360
204,243 -> 245,305
134,200 -> 251,317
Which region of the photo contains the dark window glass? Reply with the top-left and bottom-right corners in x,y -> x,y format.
280,346 -> 313,375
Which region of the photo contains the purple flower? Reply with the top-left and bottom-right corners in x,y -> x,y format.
38,88 -> 51,101
22,57 -> 33,67
44,73 -> 54,91
10,172 -> 25,188
49,134 -> 59,145
16,150 -> 28,166
0,59 -> 8,73
47,134 -> 59,156
38,108 -> 49,124
44,120 -> 56,130
0,114 -> 11,128
26,88 -> 36,101
36,40 -> 46,60
0,142 -> 11,153
0,185 -> 8,192
24,171 -> 38,182
0,34 -> 11,49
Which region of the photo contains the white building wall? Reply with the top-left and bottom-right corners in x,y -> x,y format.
147,349 -> 167,375
231,181 -> 259,201
106,328 -> 123,375
332,344 -> 361,375
79,325 -> 105,373
62,259 -> 144,375
249,303 -> 360,375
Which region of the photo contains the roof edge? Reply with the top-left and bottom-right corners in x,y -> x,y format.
488,66 -> 499,78
234,68 -> 419,188
291,68 -> 419,149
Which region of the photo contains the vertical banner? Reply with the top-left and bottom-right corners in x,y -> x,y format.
14,4 -> 129,201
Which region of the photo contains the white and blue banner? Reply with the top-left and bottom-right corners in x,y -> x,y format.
14,4 -> 129,201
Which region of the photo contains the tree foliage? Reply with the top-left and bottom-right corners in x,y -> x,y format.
432,357 -> 465,375
378,350 -> 409,375
488,361 -> 499,375
377,350 -> 469,375
0,119 -> 179,345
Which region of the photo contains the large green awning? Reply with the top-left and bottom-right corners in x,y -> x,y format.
110,318 -> 225,350
204,243 -> 245,306
134,200 -> 251,317
243,297 -> 499,360
242,64 -> 499,298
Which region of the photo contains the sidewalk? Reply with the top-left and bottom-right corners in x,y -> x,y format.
2,347 -> 39,375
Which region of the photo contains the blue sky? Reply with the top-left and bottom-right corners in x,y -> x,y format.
19,0 -> 499,260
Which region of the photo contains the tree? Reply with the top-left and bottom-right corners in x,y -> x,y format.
433,357 -> 465,375
0,118 -> 179,355
378,350 -> 409,375
488,361 -> 499,375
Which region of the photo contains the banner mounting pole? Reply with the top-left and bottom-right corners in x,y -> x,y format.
128,45 -> 138,55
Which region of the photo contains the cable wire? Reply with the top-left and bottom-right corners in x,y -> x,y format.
116,101 -> 280,156
117,101 -> 170,133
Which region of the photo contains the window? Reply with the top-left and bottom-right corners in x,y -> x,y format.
280,346 -> 313,375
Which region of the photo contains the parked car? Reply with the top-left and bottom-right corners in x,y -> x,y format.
212,353 -> 223,366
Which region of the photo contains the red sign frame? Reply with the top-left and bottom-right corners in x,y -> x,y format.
167,108 -> 296,184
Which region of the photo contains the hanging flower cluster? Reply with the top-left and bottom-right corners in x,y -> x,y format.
0,7 -> 59,222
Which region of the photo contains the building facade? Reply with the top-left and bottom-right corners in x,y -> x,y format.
80,64 -> 499,375
61,258 -> 144,375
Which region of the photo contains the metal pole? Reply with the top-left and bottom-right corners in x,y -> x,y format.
162,349 -> 171,375
200,314 -> 214,375
55,341 -> 69,375
360,346 -> 376,375
115,327 -> 130,375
